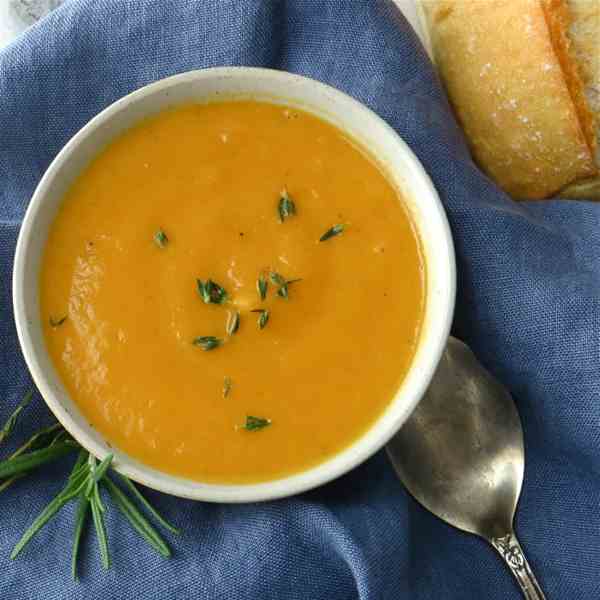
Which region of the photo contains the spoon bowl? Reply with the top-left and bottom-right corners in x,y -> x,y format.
387,337 -> 545,599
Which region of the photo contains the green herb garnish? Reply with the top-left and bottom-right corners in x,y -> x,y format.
192,336 -> 223,351
243,416 -> 272,431
222,377 -> 232,399
197,279 -> 228,305
87,455 -> 111,569
257,275 -> 268,301
226,311 -> 240,336
0,391 -> 33,446
0,441 -> 76,480
113,473 -> 180,535
154,229 -> 168,248
49,316 -> 67,328
102,477 -> 172,558
251,309 -> 269,330
72,489 -> 89,579
1,397 -> 178,579
278,188 -> 296,223
269,272 -> 301,300
319,224 -> 345,242
269,272 -> 286,286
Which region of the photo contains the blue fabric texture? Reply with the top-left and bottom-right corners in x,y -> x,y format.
1,0 -> 599,598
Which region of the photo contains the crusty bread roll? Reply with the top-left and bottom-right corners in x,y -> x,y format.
561,0 -> 600,198
422,0 -> 599,199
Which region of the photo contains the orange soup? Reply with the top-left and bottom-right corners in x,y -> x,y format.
40,101 -> 425,483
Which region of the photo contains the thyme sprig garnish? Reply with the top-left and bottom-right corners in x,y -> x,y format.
154,229 -> 169,248
192,336 -> 223,351
243,416 -> 271,431
251,309 -> 269,330
0,392 -> 179,579
49,316 -> 67,328
197,279 -> 228,305
257,275 -> 268,301
269,272 -> 286,287
319,223 -> 345,242
226,311 -> 240,336
269,272 -> 302,300
222,377 -> 233,399
278,188 -> 296,223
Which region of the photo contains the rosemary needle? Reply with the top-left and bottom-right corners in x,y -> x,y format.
91,488 -> 110,569
11,456 -> 88,559
115,473 -> 180,535
72,491 -> 90,580
92,455 -> 113,485
0,391 -> 33,445
103,477 -> 171,557
0,474 -> 25,493
0,441 -> 76,479
10,423 -> 62,458
0,424 -> 64,495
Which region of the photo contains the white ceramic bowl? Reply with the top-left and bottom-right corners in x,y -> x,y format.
13,67 -> 455,502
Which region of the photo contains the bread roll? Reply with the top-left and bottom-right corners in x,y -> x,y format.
422,0 -> 598,199
561,0 -> 600,198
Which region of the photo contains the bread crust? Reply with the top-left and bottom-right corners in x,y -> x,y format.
561,0 -> 600,198
423,0 -> 598,199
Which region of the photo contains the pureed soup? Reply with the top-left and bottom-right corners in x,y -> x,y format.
40,101 -> 425,484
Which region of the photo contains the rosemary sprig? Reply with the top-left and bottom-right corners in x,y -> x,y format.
192,336 -> 223,351
49,316 -> 67,328
226,311 -> 240,336
278,188 -> 296,223
197,279 -> 228,305
222,377 -> 233,399
243,416 -> 271,431
153,229 -> 168,248
257,275 -> 268,301
0,391 -> 33,445
319,223 -> 345,242
251,309 -> 269,330
1,399 -> 178,578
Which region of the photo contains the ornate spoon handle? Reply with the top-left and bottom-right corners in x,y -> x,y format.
490,531 -> 546,599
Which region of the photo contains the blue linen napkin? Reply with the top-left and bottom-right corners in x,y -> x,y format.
1,0 -> 599,598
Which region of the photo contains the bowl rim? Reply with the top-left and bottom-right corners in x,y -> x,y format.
12,66 -> 456,502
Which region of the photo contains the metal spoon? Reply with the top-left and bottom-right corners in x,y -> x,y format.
387,336 -> 545,599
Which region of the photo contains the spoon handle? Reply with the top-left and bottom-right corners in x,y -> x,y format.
490,531 -> 546,599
